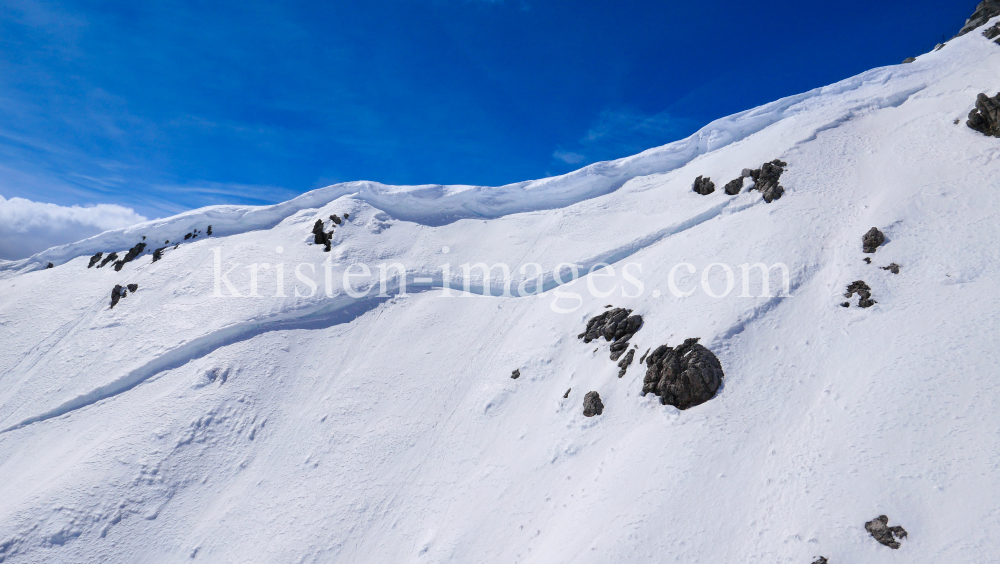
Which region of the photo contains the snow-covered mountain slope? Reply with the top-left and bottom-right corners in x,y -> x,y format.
2,15 -> 1000,564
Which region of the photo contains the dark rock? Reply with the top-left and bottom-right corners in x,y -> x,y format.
692,175 -> 715,195
723,177 -> 744,195
563,388 -> 571,398
578,308 -> 643,361
881,263 -> 901,274
845,280 -> 877,308
88,252 -> 103,268
141,236 -> 145,240
746,159 -> 787,203
864,257 -> 872,264
110,285 -> 125,309
344,213 -> 349,219
841,302 -> 850,308
811,558 -> 828,564
642,338 -> 724,410
173,244 -> 179,249
207,225 -> 212,236
583,391 -> 604,417
330,214 -> 342,225
98,252 -> 118,268
312,219 -> 325,244
511,369 -> 520,380
865,515 -> 907,549
617,349 -> 635,378
902,57 -> 916,64
984,21 -> 1000,40
127,283 -> 138,293
604,304 -> 613,308
638,348 -> 650,364
114,242 -> 147,272
967,92 -> 1000,137
956,0 -> 1000,37
152,247 -> 166,262
46,262 -> 53,269
862,227 -> 885,253
184,233 -> 193,240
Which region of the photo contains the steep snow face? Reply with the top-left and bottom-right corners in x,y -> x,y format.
2,19 -> 1000,564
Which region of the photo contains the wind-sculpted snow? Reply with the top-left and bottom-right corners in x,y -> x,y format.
1,64 -> 929,277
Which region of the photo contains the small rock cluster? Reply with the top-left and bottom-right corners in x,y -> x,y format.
881,263 -> 900,274
110,283 -> 139,309
582,391 -> 604,417
692,176 -> 716,195
510,369 -> 520,380
641,338 -> 724,410
578,308 -> 644,361
616,348 -> 635,378
811,558 -> 828,564
984,22 -> 1000,41
864,515 -> 907,549
112,242 -> 146,271
843,280 -> 876,308
967,92 -> 1000,137
720,159 -> 788,202
311,214 -> 348,252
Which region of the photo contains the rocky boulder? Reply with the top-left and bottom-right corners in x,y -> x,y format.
844,280 -> 876,308
88,253 -> 103,268
113,242 -> 147,271
747,159 -> 787,203
641,338 -> 724,410
862,227 -> 885,253
617,348 -> 635,378
578,308 -> 643,361
865,515 -> 907,549
692,176 -> 715,195
967,92 -> 1000,137
583,391 -> 604,417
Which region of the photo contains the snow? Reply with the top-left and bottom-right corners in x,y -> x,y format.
2,20 -> 1000,564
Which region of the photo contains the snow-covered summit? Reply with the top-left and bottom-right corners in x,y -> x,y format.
2,9 -> 1000,564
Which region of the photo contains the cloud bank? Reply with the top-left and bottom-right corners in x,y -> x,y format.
0,194 -> 147,260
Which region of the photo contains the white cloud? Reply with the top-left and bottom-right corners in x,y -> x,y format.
0,194 -> 148,260
552,150 -> 585,164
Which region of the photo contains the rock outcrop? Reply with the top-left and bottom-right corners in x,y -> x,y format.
862,227 -> 885,253
511,369 -> 520,379
312,219 -> 334,251
583,391 -> 604,417
88,252 -> 103,268
46,262 -> 53,269
98,252 -> 119,268
578,308 -> 643,361
113,242 -> 147,271
723,177 -> 744,195
811,558 -> 828,564
110,283 -> 140,309
983,21 -> 1000,41
956,0 -> 1000,37
967,92 -> 1000,137
641,338 -> 724,410
844,280 -> 876,308
692,176 -> 715,195
881,263 -> 900,274
152,247 -> 166,262
865,515 -> 907,549
617,348 -> 635,378
747,159 -> 787,202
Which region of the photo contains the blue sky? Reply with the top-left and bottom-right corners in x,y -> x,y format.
0,0 -> 972,220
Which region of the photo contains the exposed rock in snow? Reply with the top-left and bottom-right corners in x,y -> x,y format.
46,262 -> 53,269
983,22 -> 1000,40
617,348 -> 635,378
312,219 -> 333,251
723,177 -> 744,195
87,252 -> 103,268
956,0 -> 1000,36
845,280 -> 876,308
578,308 -> 643,360
641,338 -> 724,410
967,92 -> 1000,137
746,159 -> 788,203
113,242 -> 146,271
330,214 -> 342,225
881,263 -> 901,274
902,57 -> 917,64
97,252 -> 118,268
692,175 -> 715,195
563,388 -> 571,399
109,285 -> 125,309
865,515 -> 908,549
811,558 -> 828,564
510,369 -> 520,380
862,227 -> 885,253
152,247 -> 166,262
206,225 -> 212,236
582,391 -> 604,417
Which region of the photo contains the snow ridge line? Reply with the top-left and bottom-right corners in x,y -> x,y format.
0,196 -> 745,433
1,69 -> 928,276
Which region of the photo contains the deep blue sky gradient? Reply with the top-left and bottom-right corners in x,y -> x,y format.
0,0 -> 973,217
